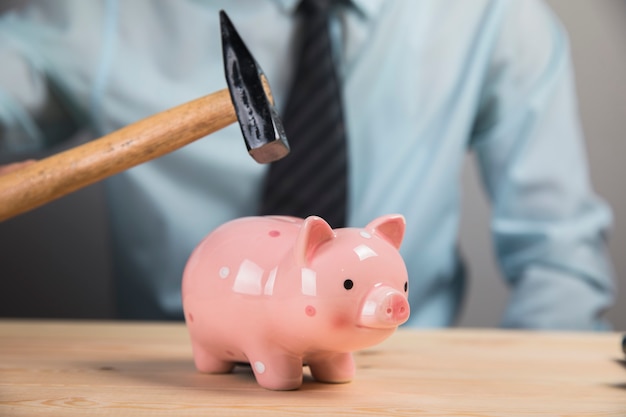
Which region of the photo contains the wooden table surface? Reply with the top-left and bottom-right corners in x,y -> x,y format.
0,320 -> 624,416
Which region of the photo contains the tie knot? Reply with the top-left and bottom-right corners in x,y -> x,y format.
299,0 -> 336,15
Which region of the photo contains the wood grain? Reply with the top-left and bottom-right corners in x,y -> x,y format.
0,320 -> 624,416
0,88 -> 235,221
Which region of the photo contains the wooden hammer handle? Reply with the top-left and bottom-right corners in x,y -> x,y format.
0,88 -> 235,222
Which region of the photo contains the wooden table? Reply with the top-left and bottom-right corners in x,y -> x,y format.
0,320 -> 624,416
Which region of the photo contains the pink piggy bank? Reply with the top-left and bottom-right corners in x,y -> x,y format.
182,214 -> 410,390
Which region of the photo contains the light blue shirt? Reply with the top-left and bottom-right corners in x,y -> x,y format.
0,0 -> 615,328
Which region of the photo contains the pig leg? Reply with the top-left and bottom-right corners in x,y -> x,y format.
308,352 -> 355,384
247,349 -> 303,390
191,342 -> 234,374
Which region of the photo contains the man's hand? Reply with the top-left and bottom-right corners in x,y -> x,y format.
0,160 -> 35,175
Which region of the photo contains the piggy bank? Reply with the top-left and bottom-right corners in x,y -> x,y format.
182,214 -> 410,390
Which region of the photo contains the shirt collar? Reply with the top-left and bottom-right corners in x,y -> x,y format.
271,0 -> 384,19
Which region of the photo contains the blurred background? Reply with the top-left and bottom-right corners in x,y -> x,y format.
0,0 -> 624,329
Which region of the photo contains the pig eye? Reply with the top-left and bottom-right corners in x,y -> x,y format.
404,281 -> 408,292
343,279 -> 354,290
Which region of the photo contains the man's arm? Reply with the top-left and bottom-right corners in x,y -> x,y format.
470,0 -> 615,329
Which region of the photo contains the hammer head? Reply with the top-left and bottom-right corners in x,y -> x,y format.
220,10 -> 290,164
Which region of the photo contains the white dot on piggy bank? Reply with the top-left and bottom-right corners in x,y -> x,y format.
219,267 -> 230,279
254,361 -> 266,374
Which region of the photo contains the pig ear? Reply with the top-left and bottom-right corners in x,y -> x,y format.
365,214 -> 406,250
295,216 -> 335,265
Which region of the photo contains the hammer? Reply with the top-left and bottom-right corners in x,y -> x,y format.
0,11 -> 289,222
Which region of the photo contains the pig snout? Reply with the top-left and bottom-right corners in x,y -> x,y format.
358,286 -> 410,329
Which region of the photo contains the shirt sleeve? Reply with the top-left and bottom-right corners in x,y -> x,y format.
469,0 -> 616,330
0,5 -> 80,155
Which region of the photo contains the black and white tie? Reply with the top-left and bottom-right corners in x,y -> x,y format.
260,0 -> 348,228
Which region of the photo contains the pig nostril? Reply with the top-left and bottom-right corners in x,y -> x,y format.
386,307 -> 392,315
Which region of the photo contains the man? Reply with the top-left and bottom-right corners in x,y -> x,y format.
0,0 -> 615,328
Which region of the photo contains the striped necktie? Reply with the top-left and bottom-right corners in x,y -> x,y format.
260,0 -> 348,228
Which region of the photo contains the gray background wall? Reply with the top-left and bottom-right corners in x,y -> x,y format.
0,0 -> 624,329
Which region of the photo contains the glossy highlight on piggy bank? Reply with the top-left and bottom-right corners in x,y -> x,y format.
182,214 -> 410,390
